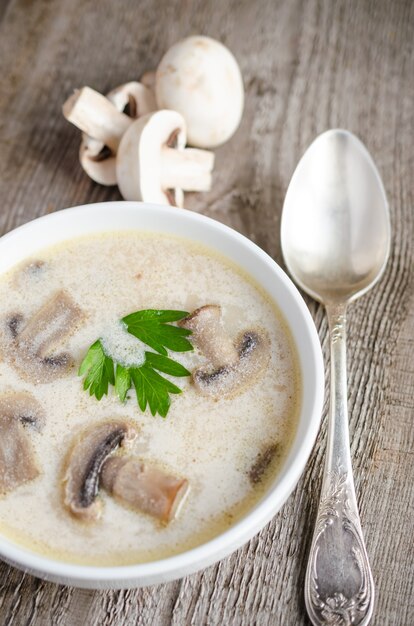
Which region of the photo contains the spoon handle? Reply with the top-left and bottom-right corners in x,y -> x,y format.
304,304 -> 375,626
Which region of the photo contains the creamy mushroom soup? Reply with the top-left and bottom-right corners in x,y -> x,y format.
0,232 -> 301,565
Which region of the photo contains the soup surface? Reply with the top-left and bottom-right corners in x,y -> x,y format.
0,232 -> 300,565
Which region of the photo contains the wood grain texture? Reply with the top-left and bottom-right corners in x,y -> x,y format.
0,0 -> 413,624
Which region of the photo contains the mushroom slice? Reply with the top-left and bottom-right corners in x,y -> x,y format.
248,443 -> 279,485
5,290 -> 84,383
179,305 -> 239,368
63,420 -> 138,522
0,392 -> 44,494
193,329 -> 270,398
101,456 -> 189,523
181,305 -> 271,397
17,290 -> 82,357
116,110 -> 215,206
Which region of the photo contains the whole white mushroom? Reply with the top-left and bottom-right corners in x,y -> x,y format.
155,36 -> 244,149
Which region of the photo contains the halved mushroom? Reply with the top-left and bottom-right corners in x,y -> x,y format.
180,305 -> 239,368
64,83 -> 156,185
101,456 -> 189,523
4,290 -> 84,383
64,87 -> 131,151
116,110 -> 214,206
0,392 -> 44,494
180,306 -> 270,397
63,420 -> 138,522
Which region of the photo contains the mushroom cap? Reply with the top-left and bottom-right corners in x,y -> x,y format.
155,36 -> 244,148
116,109 -> 186,205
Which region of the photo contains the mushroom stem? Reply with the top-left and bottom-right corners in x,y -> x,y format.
161,147 -> 214,192
63,87 -> 131,152
101,456 -> 189,523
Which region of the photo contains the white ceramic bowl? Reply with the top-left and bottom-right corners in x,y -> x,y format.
0,201 -> 324,588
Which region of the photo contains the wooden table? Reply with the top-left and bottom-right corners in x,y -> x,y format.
0,1 -> 413,624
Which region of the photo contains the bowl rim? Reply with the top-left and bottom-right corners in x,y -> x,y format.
0,201 -> 324,587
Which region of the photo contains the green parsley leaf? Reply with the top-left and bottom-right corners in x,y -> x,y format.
130,365 -> 181,418
122,309 -> 193,355
144,351 -> 191,377
78,339 -> 115,400
115,363 -> 131,403
79,309 -> 193,417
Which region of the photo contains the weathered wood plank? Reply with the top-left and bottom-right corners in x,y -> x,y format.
0,0 -> 412,624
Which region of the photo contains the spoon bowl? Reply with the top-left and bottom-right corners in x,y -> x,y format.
282,129 -> 390,304
281,129 -> 390,626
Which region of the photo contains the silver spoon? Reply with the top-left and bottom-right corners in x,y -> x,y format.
281,129 -> 390,626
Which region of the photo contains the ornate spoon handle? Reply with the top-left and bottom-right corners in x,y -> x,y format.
304,304 -> 375,626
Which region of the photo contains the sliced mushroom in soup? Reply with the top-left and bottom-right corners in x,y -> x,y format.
0,392 -> 44,494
